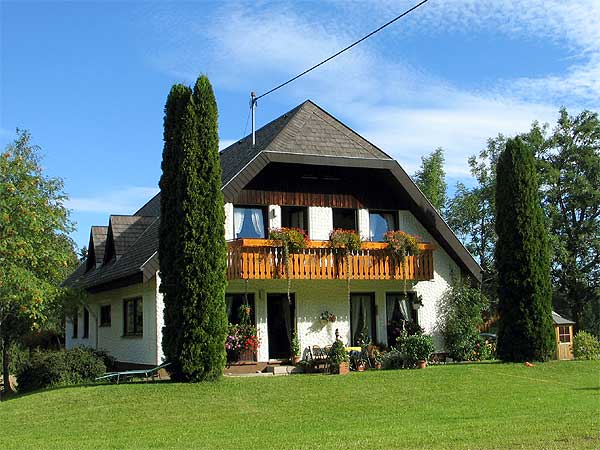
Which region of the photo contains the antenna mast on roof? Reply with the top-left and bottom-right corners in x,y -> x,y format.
250,92 -> 257,147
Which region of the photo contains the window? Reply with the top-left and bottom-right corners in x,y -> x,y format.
350,293 -> 376,346
83,308 -> 90,339
369,210 -> 397,241
558,326 -> 571,343
225,293 -> 256,325
332,208 -> 357,231
386,292 -> 419,347
100,305 -> 111,327
123,297 -> 143,336
281,206 -> 308,233
72,312 -> 78,339
233,206 -> 267,239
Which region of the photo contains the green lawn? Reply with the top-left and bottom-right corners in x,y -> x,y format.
1,361 -> 599,449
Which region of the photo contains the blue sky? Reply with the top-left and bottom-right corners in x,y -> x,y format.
2,0 -> 599,249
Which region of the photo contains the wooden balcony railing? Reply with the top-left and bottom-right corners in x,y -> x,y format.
226,239 -> 435,281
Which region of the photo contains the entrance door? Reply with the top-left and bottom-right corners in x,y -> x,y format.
267,294 -> 295,360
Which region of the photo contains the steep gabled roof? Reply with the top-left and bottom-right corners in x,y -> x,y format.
85,226 -> 108,271
103,215 -> 157,263
68,99 -> 482,290
552,311 -> 575,325
67,217 -> 159,291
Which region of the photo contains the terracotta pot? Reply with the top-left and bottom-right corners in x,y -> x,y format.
338,361 -> 350,375
292,355 -> 301,365
417,359 -> 427,369
375,362 -> 382,370
357,363 -> 366,372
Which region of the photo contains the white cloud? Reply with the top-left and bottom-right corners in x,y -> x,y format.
141,1 -> 599,181
67,186 -> 159,215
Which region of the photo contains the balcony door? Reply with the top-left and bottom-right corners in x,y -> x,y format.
350,293 -> 376,346
267,293 -> 295,360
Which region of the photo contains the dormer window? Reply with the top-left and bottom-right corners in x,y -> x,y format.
234,206 -> 266,239
369,210 -> 397,241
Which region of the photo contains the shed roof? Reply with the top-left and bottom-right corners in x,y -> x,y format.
552,311 -> 575,325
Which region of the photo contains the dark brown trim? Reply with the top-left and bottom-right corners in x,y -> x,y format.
223,151 -> 481,282
86,272 -> 143,294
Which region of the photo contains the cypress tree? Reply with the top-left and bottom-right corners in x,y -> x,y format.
160,75 -> 228,381
159,84 -> 192,377
495,137 -> 554,361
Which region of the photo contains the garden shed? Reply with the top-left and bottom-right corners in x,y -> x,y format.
552,311 -> 575,360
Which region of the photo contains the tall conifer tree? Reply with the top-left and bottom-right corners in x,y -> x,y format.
160,76 -> 227,381
159,84 -> 192,374
495,137 -> 554,361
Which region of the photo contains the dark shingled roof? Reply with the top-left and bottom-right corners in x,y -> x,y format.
66,99 -> 482,290
104,215 -> 157,262
91,226 -> 108,263
67,217 -> 159,290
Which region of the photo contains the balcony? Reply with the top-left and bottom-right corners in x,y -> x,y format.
226,239 -> 435,281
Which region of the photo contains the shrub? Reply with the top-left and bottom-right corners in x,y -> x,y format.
403,334 -> 435,367
16,347 -> 106,393
381,348 -> 404,370
573,331 -> 600,360
438,282 -> 489,361
328,339 -> 348,372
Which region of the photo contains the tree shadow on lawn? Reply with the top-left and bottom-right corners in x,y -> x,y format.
3,378 -> 178,402
572,386 -> 600,391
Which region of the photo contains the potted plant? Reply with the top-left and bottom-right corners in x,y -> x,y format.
328,339 -> 349,375
403,334 -> 435,369
372,348 -> 383,369
291,331 -> 301,365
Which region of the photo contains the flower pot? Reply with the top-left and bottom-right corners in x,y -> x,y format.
292,355 -> 301,365
417,359 -> 427,369
375,362 -> 382,370
338,361 -> 349,375
357,362 -> 366,372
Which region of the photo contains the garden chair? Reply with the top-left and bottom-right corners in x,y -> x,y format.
95,362 -> 171,384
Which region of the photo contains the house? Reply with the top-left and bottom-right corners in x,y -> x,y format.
64,100 -> 481,367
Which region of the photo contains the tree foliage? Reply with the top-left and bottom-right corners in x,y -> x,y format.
414,147 -> 447,213
0,130 -> 76,395
446,136 -> 504,305
495,137 -> 554,362
537,109 -> 600,333
438,281 -> 489,361
160,76 -> 228,382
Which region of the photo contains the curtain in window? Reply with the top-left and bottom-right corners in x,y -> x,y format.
386,294 -> 412,322
351,295 -> 374,345
234,208 -> 245,238
250,209 -> 264,237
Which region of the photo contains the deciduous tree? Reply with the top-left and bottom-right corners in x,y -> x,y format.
0,130 -> 76,396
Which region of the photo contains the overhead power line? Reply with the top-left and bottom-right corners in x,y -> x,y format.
255,0 -> 430,101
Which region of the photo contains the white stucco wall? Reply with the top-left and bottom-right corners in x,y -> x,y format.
269,204 -> 281,230
357,208 -> 370,240
224,203 -> 234,240
308,206 -> 332,240
66,275 -> 164,366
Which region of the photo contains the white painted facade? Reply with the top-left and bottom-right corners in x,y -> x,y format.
65,274 -> 164,366
68,206 -> 459,365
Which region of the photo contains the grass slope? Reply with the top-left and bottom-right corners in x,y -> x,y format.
1,361 -> 598,449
